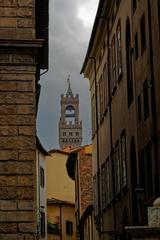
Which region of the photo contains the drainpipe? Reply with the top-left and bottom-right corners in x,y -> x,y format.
106,20 -> 117,240
76,154 -> 81,236
89,56 -> 101,240
147,0 -> 159,196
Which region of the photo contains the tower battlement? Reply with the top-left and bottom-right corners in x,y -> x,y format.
61,93 -> 79,99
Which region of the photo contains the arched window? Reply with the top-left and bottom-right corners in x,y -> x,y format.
126,18 -> 133,106
116,20 -> 122,80
65,105 -> 75,124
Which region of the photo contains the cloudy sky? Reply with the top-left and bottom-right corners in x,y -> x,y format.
36,0 -> 99,150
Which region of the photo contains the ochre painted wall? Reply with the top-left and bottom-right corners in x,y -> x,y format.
46,151 -> 75,203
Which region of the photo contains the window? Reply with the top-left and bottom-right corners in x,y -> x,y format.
91,95 -> 96,134
116,20 -> 122,80
99,53 -> 102,63
105,159 -> 110,204
65,105 -> 75,124
101,163 -> 106,210
93,174 -> 98,216
63,132 -> 66,136
139,143 -> 153,198
116,0 -> 121,7
143,79 -> 149,120
137,95 -> 142,122
134,32 -> 139,60
103,63 -> 108,107
111,12 -> 115,25
99,75 -> 104,120
109,47 -> 112,94
140,14 -> 146,53
126,18 -> 133,106
41,212 -> 46,237
47,222 -> 60,234
132,0 -> 137,13
76,132 -> 79,136
121,131 -> 127,188
40,167 -> 45,187
145,143 -> 153,196
115,141 -> 121,194
69,132 -> 72,136
158,0 -> 160,36
103,41 -> 106,53
111,35 -> 116,94
66,221 -> 73,236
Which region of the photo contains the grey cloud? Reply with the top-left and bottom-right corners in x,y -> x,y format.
37,0 -> 97,150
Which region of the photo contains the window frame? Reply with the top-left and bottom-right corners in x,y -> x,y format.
111,35 -> 117,95
140,13 -> 146,54
116,19 -> 122,82
143,79 -> 149,120
41,211 -> 46,238
126,18 -> 134,106
66,220 -> 73,236
99,74 -> 104,120
115,140 -> 121,195
121,131 -> 127,189
101,163 -> 106,210
137,95 -> 142,123
105,158 -> 110,205
134,32 -> 139,60
132,0 -> 137,14
40,167 -> 45,187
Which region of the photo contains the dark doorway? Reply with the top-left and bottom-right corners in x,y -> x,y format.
120,208 -> 129,240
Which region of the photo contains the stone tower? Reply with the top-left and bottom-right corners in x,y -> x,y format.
59,77 -> 82,149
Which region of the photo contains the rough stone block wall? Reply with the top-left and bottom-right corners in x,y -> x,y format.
79,150 -> 93,217
0,59 -> 37,239
0,0 -> 35,39
0,0 -> 39,238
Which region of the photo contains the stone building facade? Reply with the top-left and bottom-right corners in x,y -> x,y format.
66,145 -> 97,240
0,0 -> 48,239
81,0 -> 160,239
59,78 -> 82,149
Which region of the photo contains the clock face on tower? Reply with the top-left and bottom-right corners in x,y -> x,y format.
59,78 -> 82,149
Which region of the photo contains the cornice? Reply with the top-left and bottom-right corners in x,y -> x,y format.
0,39 -> 44,49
